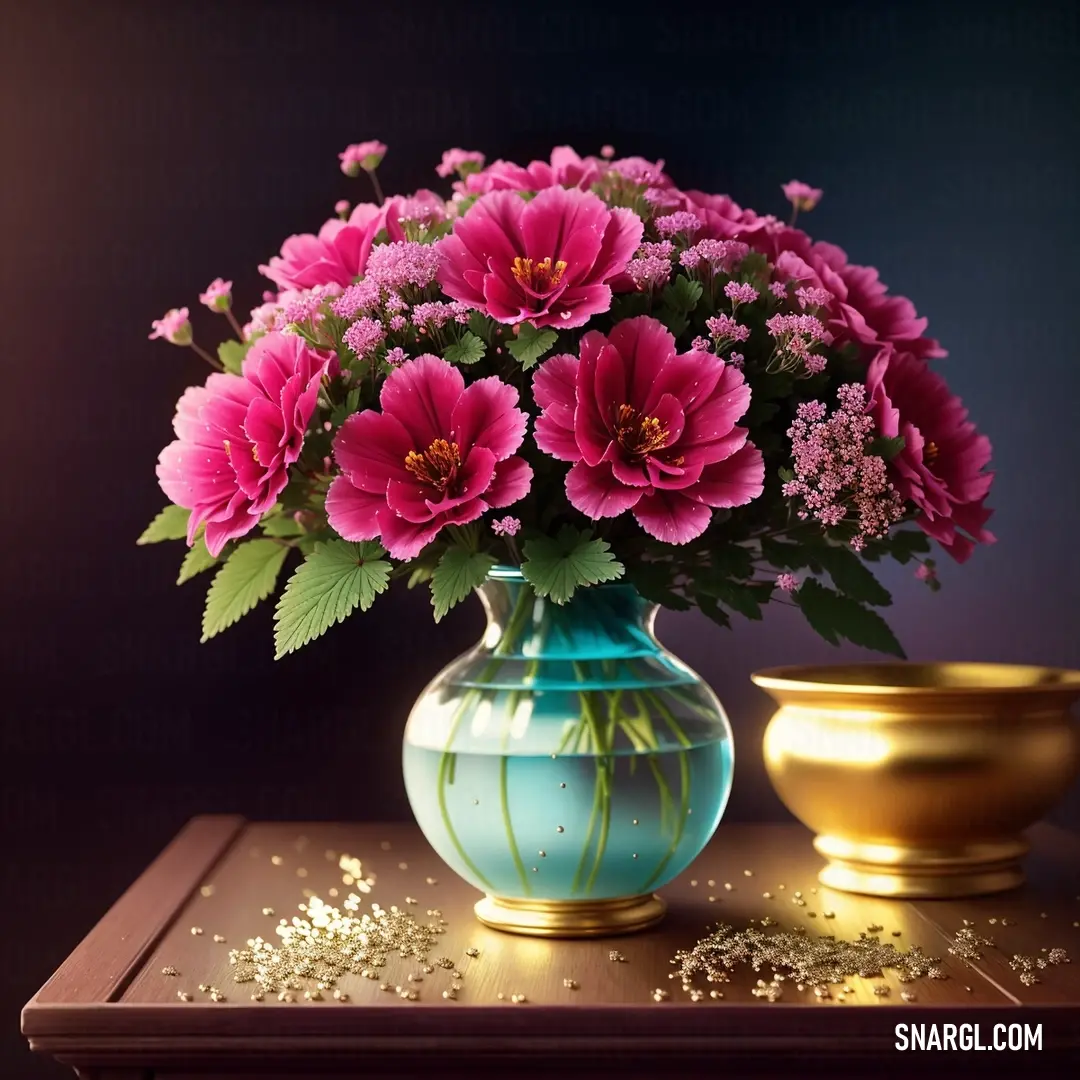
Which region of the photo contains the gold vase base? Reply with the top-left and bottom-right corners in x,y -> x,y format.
814,835 -> 1028,899
474,892 -> 667,937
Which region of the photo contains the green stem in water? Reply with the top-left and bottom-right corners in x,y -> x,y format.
639,693 -> 693,892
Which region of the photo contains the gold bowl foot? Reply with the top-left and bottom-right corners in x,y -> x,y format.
814,834 -> 1029,898
474,893 -> 667,937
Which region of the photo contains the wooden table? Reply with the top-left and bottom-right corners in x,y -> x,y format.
22,818 -> 1080,1078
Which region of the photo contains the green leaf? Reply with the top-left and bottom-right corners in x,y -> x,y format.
610,292 -> 652,321
806,543 -> 892,607
431,547 -> 498,622
701,545 -> 755,581
777,466 -> 795,483
743,400 -> 781,428
177,536 -> 220,584
868,434 -> 906,461
521,525 -> 624,605
468,310 -> 498,345
696,593 -> 732,630
273,540 -> 390,659
296,529 -> 332,556
625,561 -> 691,611
794,579 -> 906,658
507,322 -> 558,370
761,536 -> 818,572
886,529 -> 932,564
261,514 -> 306,538
660,275 -> 703,313
201,539 -> 289,643
444,331 -> 486,366
330,386 -> 362,429
137,505 -> 190,544
218,338 -> 255,376
694,575 -> 768,620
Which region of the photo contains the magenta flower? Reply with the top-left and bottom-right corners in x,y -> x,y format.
866,346 -> 994,562
259,203 -> 382,292
378,189 -> 448,239
326,355 -> 533,560
782,180 -> 823,212
339,140 -> 387,176
462,146 -> 600,195
533,316 -> 765,544
148,307 -> 192,345
436,186 -> 643,329
199,278 -> 233,312
156,332 -> 332,556
436,148 -> 485,178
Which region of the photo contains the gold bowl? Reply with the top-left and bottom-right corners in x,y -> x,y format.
751,662 -> 1080,898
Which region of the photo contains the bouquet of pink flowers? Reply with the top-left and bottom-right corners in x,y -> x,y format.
141,141 -> 994,659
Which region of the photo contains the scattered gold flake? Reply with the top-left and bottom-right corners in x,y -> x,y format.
398,862 -> 408,870
496,992 -> 505,1000
271,855 -> 283,866
778,884 -> 785,890
510,993 -> 527,1003
724,882 -> 733,891
556,825 -> 565,833
791,896 -> 806,907
209,992 -> 226,1002
652,988 -> 670,1001
762,891 -> 773,900
965,986 -> 972,992
262,907 -> 275,916
333,990 -> 349,1001
563,978 -> 579,989
690,879 -> 698,887
161,965 -> 178,976
873,985 -> 890,997
380,841 -> 392,851
1040,912 -> 1048,919
451,981 -> 462,991
442,989 -> 457,1000
743,869 -> 753,877
709,989 -> 723,999
465,946 -> 479,957
198,983 -> 210,992
989,917 -> 998,925
559,782 -> 566,788
426,876 -> 438,885
1001,918 -> 1013,927
609,950 -> 627,962
200,885 -> 215,898
404,896 -> 418,905
752,979 -> 783,1001
328,888 -> 339,898
823,911 -> 835,919
949,927 -> 994,962
251,991 -> 264,1001
296,868 -> 308,878
278,991 -> 295,1002
213,934 -> 226,943
708,896 -> 717,903
808,912 -> 817,918
892,930 -> 902,937
632,819 -> 639,826
867,924 -> 883,933
901,991 -> 916,1002
304,989 -> 323,1001
190,926 -> 203,936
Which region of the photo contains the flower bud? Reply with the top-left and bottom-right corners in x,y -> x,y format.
148,307 -> 193,346
198,278 -> 233,313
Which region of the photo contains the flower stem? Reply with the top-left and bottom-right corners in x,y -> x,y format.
366,167 -> 385,205
225,309 -> 246,341
640,692 -> 693,892
190,342 -> 223,370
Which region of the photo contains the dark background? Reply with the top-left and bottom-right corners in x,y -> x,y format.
2,0 -> 1079,1075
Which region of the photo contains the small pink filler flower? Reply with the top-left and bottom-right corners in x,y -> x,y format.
436,186 -> 643,329
339,140 -> 387,176
156,332 -> 332,555
533,315 -> 765,544
326,355 -> 533,560
782,180 -> 823,212
199,278 -> 233,312
149,307 -> 192,345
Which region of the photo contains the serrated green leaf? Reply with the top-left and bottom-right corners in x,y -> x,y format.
218,338 -> 255,376
701,545 -> 755,581
660,276 -> 703,313
273,540 -> 390,658
806,543 -> 892,606
444,331 -> 486,366
330,385 -> 362,428
261,514 -> 306,538
694,574 -> 768,620
201,539 -> 289,643
137,505 -> 190,544
794,579 -> 906,658
760,536 -> 816,571
521,525 -> 624,605
507,322 -> 558,370
696,592 -> 732,629
177,536 -> 220,584
431,547 -> 498,622
886,529 -> 932,564
868,434 -> 907,461
625,561 -> 691,611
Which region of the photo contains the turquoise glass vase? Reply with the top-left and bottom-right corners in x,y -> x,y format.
402,567 -> 734,937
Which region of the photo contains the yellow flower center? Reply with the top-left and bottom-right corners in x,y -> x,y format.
613,404 -> 670,460
510,256 -> 568,292
405,439 -> 462,490
924,440 -> 939,463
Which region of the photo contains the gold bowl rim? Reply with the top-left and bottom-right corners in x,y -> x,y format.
750,661 -> 1080,696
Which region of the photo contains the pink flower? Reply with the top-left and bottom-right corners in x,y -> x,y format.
326,355 -> 533,560
334,199 -> 350,217
533,316 -> 765,544
462,146 -> 601,195
436,148 -> 485,179
379,189 -> 448,239
491,515 -> 521,537
915,563 -> 937,582
156,332 -> 332,556
148,307 -> 192,345
782,180 -> 823,212
436,186 -> 643,329
199,278 -> 232,312
865,347 -> 994,562
339,140 -> 387,176
259,203 -> 382,292
777,573 -> 799,592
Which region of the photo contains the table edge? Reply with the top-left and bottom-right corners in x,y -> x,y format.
22,814 -> 247,1021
